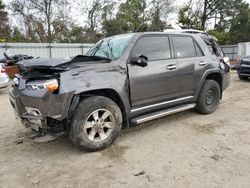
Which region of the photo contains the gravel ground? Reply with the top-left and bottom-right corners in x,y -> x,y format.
0,72 -> 250,188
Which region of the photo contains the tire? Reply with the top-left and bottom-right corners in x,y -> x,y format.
195,80 -> 221,114
69,96 -> 122,151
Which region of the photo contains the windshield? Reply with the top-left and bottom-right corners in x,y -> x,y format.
86,34 -> 134,61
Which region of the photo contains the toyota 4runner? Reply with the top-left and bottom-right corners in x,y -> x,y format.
9,32 -> 230,151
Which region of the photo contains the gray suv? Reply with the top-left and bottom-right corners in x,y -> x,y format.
9,32 -> 230,151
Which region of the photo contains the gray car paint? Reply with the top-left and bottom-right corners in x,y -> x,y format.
9,32 -> 230,128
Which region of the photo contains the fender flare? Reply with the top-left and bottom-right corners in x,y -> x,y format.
194,68 -> 223,99
68,88 -> 130,128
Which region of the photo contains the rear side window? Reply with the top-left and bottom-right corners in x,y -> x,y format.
172,36 -> 196,58
194,41 -> 204,57
133,36 -> 171,61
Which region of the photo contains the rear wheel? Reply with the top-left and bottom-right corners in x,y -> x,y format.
69,96 -> 122,151
196,80 -> 221,114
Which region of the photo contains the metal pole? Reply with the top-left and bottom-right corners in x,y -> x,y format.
49,43 -> 52,58
5,40 -> 7,51
81,44 -> 84,55
232,46 -> 235,60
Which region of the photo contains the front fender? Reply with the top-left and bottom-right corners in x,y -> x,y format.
60,69 -> 131,118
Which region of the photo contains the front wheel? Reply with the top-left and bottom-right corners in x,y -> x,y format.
195,80 -> 221,114
69,96 -> 122,151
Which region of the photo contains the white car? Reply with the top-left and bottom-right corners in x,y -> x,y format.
0,63 -> 10,90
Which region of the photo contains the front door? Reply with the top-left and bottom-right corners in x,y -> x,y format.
128,35 -> 178,108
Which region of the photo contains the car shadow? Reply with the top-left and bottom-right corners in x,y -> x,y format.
12,110 -> 196,156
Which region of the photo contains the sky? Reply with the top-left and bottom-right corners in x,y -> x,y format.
3,0 -> 250,30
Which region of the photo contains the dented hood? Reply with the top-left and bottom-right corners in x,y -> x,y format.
18,55 -> 111,68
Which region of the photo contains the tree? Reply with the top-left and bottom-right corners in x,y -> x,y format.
0,0 -> 11,41
78,0 -> 116,41
149,5 -> 166,31
116,0 -> 148,32
102,0 -> 149,36
178,1 -> 202,30
199,0 -> 239,30
11,27 -> 27,42
102,0 -> 174,35
11,0 -> 70,43
148,0 -> 173,31
207,30 -> 230,45
229,2 -> 250,44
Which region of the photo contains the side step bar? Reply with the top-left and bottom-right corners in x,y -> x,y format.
131,103 -> 196,124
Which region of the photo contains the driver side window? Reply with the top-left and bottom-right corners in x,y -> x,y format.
132,35 -> 171,61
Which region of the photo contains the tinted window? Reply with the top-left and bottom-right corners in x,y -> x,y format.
194,41 -> 204,56
133,36 -> 171,61
173,36 -> 196,58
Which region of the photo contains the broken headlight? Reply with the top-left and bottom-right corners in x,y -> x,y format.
26,79 -> 59,92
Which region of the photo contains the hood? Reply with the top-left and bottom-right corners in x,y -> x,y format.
18,55 -> 111,68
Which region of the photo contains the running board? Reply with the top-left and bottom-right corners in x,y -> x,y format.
131,103 -> 196,124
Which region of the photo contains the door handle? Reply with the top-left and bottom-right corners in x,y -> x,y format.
166,65 -> 177,70
198,61 -> 208,66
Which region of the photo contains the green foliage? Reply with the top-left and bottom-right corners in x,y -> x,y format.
178,0 -> 250,45
2,0 -> 249,45
0,0 -> 11,41
229,2 -> 250,44
116,0 -> 148,32
148,4 -> 166,31
178,2 -> 202,30
10,27 -> 26,42
207,30 -> 230,45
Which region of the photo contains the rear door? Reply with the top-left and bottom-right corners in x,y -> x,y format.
128,35 -> 178,107
172,35 -> 207,97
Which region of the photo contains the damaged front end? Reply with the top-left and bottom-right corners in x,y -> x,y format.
9,58 -> 75,141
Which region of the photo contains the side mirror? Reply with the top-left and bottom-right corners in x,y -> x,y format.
130,54 -> 148,67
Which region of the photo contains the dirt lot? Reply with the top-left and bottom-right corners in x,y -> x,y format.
0,72 -> 250,188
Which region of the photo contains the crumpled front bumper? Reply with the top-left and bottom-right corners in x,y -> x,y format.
9,85 -> 74,131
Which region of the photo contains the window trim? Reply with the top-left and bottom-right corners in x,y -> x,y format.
129,34 -> 173,62
171,34 -> 203,59
193,39 -> 205,57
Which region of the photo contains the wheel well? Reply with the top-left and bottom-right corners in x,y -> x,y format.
205,73 -> 222,98
77,89 -> 128,128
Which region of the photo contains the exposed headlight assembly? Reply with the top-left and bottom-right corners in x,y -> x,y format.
26,79 -> 59,92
